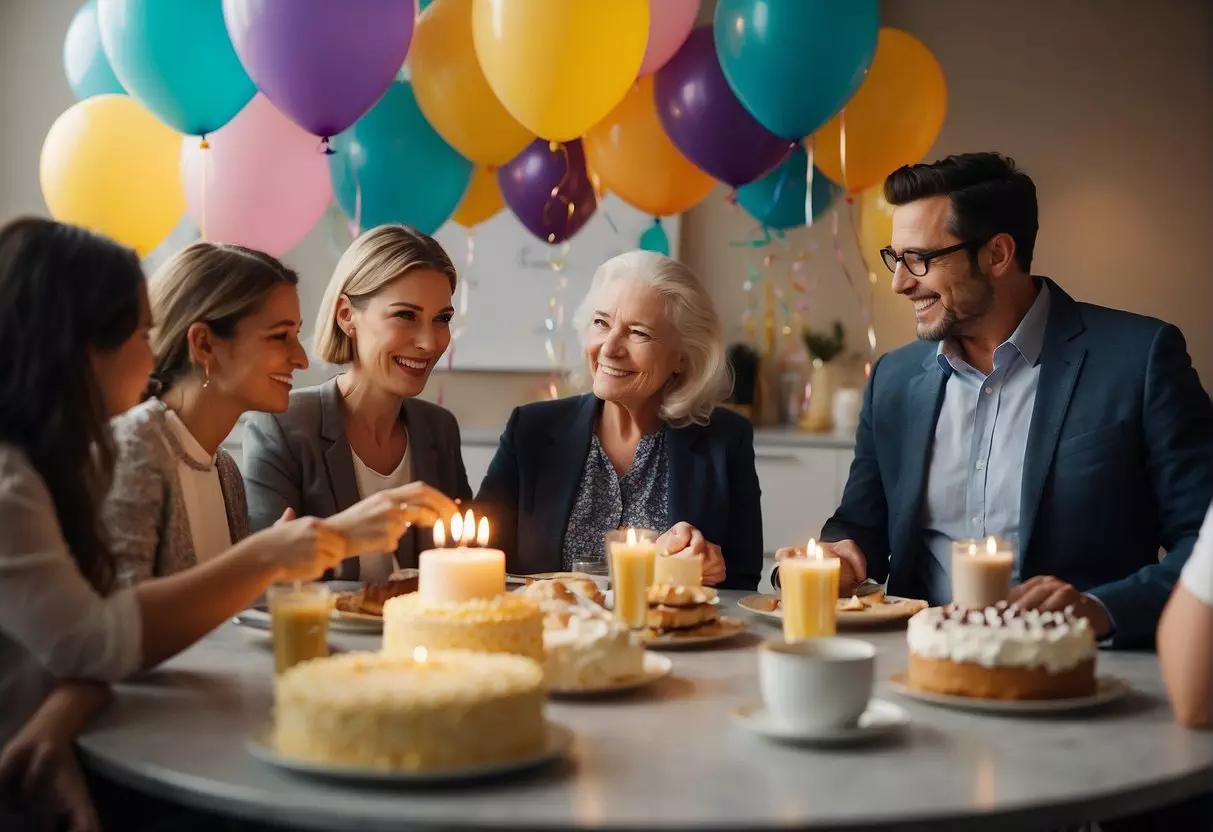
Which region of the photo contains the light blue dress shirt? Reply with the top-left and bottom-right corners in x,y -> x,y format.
919,282 -> 1051,604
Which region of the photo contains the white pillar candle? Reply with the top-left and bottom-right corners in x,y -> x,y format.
418,512 -> 505,603
950,536 -> 1014,608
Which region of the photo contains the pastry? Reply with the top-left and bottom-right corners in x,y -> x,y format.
906,603 -> 1097,700
645,583 -> 719,634
273,650 -> 545,771
653,552 -> 703,587
521,577 -> 606,609
382,593 -> 544,663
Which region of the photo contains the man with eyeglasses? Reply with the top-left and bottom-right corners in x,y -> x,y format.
775,152 -> 1212,649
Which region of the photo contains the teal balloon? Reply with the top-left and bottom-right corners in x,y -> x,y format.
714,0 -> 879,139
330,81 -> 473,235
97,0 -> 255,135
64,1 -> 126,100
638,219 -> 671,256
736,146 -> 840,230
419,0 -> 436,10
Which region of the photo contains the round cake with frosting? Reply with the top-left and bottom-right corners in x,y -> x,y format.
273,650 -> 546,771
383,593 -> 544,663
907,603 -> 1096,700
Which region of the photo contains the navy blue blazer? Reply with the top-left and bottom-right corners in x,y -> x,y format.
475,394 -> 764,590
818,279 -> 1212,647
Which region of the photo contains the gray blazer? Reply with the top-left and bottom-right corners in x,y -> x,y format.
242,378 -> 472,579
104,398 -> 249,582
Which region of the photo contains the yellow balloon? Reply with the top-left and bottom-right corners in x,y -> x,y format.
412,0 -> 533,166
471,0 -> 649,142
856,184 -> 895,276
585,77 -> 716,217
815,29 -> 947,192
452,167 -> 504,228
40,95 -> 185,256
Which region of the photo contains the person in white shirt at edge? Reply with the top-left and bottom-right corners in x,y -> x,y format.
104,242 -> 455,582
1159,501 -> 1213,728
243,225 -> 474,582
0,219 -> 424,830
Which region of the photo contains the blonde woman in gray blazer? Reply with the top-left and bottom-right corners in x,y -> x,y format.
244,225 -> 472,580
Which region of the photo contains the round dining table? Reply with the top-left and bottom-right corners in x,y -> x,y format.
77,590 -> 1212,831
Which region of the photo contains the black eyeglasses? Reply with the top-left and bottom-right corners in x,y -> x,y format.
879,238 -> 989,277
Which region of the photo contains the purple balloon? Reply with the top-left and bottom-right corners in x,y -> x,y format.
222,0 -> 413,138
655,27 -> 794,187
498,139 -> 598,245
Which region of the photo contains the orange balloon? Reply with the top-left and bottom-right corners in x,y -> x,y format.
584,76 -> 716,217
411,0 -> 533,166
814,28 -> 946,192
452,166 -> 504,228
856,184 -> 895,276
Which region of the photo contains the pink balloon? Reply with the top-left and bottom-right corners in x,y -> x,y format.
180,94 -> 331,256
638,0 -> 700,76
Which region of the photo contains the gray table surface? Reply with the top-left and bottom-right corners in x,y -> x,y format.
77,591 -> 1212,831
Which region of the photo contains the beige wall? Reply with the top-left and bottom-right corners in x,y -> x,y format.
2,0 -> 1209,430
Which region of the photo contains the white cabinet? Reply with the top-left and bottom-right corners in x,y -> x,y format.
754,445 -> 851,552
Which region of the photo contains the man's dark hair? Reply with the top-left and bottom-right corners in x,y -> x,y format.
884,152 -> 1038,272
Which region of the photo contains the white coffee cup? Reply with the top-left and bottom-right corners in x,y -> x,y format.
758,638 -> 876,731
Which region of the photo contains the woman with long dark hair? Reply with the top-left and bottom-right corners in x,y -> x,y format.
0,218 -> 356,828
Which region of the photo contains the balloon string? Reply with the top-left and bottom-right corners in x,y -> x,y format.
839,109 -> 850,193
544,242 -> 569,400
541,141 -> 574,244
830,206 -> 874,366
199,137 -> 209,241
343,147 -> 363,241
763,149 -> 796,230
804,137 -> 816,229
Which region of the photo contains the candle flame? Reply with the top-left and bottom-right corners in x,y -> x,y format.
413,646 -> 428,663
986,536 -> 998,555
433,518 -> 446,547
476,516 -> 490,547
463,509 -> 474,544
626,527 -> 637,546
968,542 -> 978,557
450,512 -> 463,545
808,538 -> 820,560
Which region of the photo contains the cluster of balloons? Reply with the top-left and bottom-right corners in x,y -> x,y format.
45,0 -> 946,259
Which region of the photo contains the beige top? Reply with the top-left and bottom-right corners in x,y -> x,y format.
105,399 -> 249,583
0,444 -> 143,747
351,435 -> 412,583
162,409 -> 232,565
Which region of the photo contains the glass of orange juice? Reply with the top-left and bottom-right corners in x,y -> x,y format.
605,528 -> 657,629
268,583 -> 331,674
781,540 -> 840,641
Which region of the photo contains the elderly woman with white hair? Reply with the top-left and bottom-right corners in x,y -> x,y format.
477,250 -> 763,590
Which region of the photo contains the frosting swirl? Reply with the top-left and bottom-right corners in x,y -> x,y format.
907,602 -> 1095,672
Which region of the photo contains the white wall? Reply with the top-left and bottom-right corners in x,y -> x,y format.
2,0 -> 1210,432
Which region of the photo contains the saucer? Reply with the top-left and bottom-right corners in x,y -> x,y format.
731,698 -> 909,746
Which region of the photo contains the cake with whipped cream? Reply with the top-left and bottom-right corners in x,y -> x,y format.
273,650 -> 546,771
906,603 -> 1096,700
383,593 -> 544,663
542,604 -> 645,690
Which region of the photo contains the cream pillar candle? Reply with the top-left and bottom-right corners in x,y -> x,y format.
780,539 -> 840,640
418,511 -> 505,603
950,536 -> 1014,608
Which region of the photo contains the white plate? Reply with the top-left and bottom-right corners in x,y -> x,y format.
642,615 -> 748,649
235,606 -> 383,635
737,593 -> 928,628
547,652 -> 672,699
248,722 -> 572,784
888,672 -> 1130,714
732,699 -> 909,746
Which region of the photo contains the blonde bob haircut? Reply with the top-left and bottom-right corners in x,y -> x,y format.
571,250 -> 731,428
313,224 -> 458,365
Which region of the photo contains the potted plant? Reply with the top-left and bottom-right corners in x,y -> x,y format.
800,321 -> 846,432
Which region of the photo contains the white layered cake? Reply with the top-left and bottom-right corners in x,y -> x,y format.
273,650 -> 546,771
383,593 -> 545,663
542,606 -> 645,690
907,603 -> 1097,700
